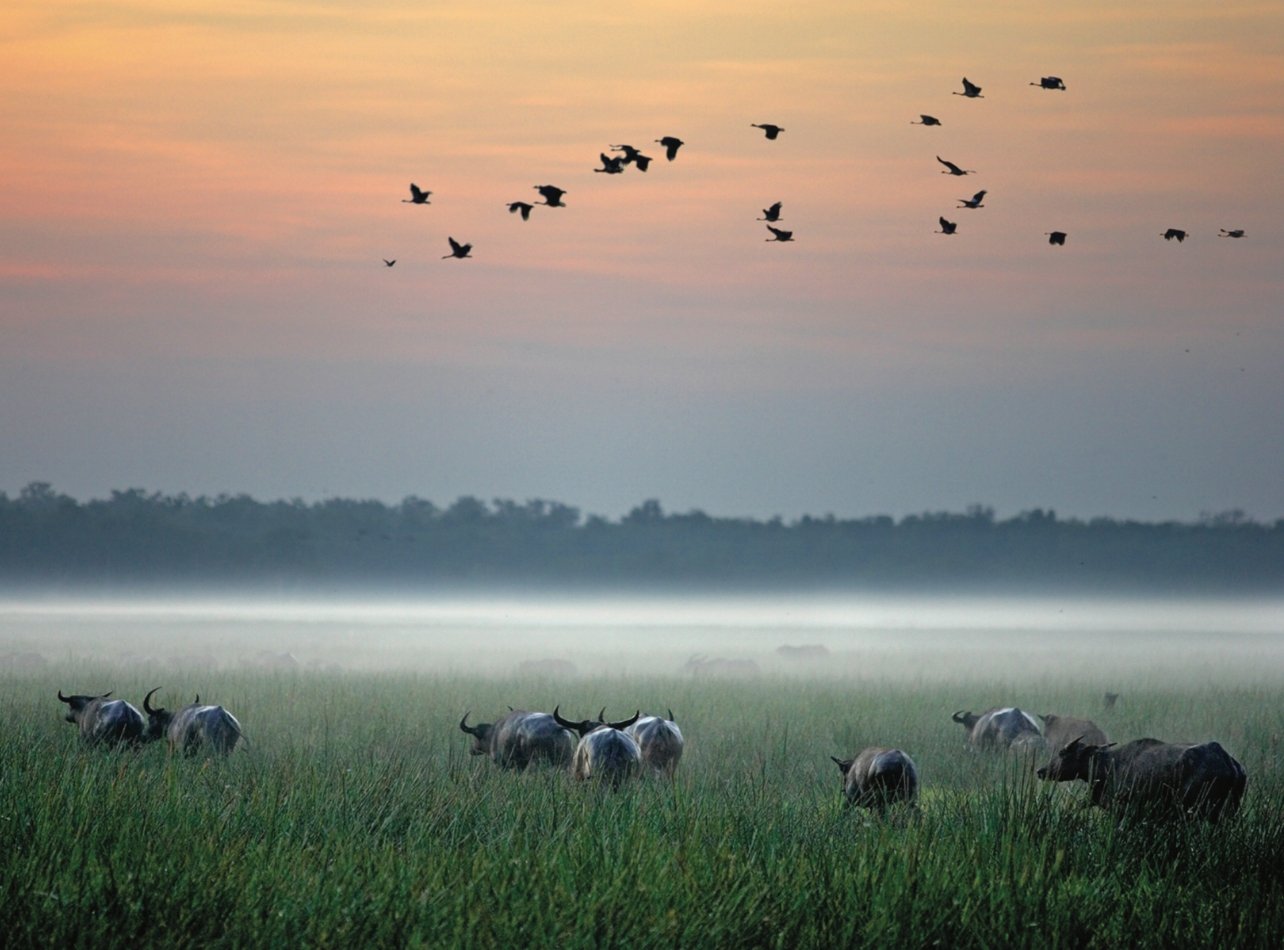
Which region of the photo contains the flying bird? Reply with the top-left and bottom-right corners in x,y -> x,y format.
442,237 -> 472,259
953,77 -> 983,98
655,136 -> 684,160
1219,228 -> 1245,238
1046,231 -> 1067,246
383,259 -> 396,267
633,153 -> 654,172
534,185 -> 567,207
610,144 -> 643,164
765,225 -> 794,242
507,201 -> 535,221
595,152 -> 625,174
936,217 -> 957,235
912,114 -> 942,126
1031,76 -> 1067,90
758,202 -> 783,222
937,156 -> 975,176
958,190 -> 987,209
402,183 -> 431,204
751,123 -> 785,140
1161,228 -> 1187,242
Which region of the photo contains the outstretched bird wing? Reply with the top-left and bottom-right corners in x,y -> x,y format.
937,156 -> 963,174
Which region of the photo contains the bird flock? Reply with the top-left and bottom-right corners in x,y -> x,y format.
385,75 -> 1245,266
921,76 -> 1244,246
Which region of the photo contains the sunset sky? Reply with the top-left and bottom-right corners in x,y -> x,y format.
3,1 -> 1282,520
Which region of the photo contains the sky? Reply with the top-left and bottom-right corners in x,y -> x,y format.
3,1 -> 1283,522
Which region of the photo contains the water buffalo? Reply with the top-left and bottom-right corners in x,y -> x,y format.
1038,713 -> 1109,754
1036,736 -> 1246,821
831,747 -> 919,810
142,688 -> 246,756
57,690 -> 144,746
952,707 -> 1044,752
553,707 -> 642,788
458,709 -> 575,770
626,710 -> 684,778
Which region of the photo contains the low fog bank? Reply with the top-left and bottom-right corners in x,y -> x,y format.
3,592 -> 1282,686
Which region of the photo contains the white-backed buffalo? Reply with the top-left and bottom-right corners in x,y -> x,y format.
831,747 -> 919,810
143,688 -> 246,756
626,710 -> 684,778
553,707 -> 642,788
58,690 -> 145,746
952,707 -> 1043,752
458,709 -> 575,770
1038,713 -> 1109,754
1036,736 -> 1246,821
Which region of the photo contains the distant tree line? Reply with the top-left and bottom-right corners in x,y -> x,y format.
1,482 -> 1281,593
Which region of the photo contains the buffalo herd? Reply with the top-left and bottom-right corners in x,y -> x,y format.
57,686 -> 1246,821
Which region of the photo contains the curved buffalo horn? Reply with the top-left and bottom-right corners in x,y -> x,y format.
458,711 -> 478,735
143,687 -> 163,715
597,707 -> 607,724
952,710 -> 969,723
57,689 -> 71,704
552,705 -> 584,733
193,695 -> 199,705
667,708 -> 675,723
606,710 -> 641,731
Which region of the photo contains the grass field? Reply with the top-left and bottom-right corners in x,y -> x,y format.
2,597 -> 1283,947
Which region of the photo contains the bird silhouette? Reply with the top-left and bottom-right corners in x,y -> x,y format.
765,225 -> 794,242
655,136 -> 684,160
1031,76 -> 1066,90
507,201 -> 535,221
953,78 -> 983,98
633,154 -> 654,172
958,189 -> 987,209
402,183 -> 431,204
1219,228 -> 1245,238
595,153 -> 625,174
610,144 -> 643,163
937,156 -> 975,176
936,217 -> 958,235
383,259 -> 396,267
442,237 -> 472,259
1161,228 -> 1187,242
534,185 -> 567,207
912,114 -> 942,126
758,202 -> 783,222
751,123 -> 785,140
1046,231 -> 1067,246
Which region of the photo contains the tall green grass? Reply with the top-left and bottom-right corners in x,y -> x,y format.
3,670 -> 1282,948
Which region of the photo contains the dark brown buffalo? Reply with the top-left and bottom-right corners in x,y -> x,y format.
831,747 -> 919,810
57,690 -> 144,746
459,709 -> 575,770
1038,713 -> 1109,754
553,707 -> 642,787
1036,737 -> 1247,821
142,688 -> 246,756
952,706 -> 1043,752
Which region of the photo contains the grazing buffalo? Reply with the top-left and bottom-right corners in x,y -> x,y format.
553,707 -> 642,788
1036,737 -> 1246,821
142,688 -> 246,756
1038,714 -> 1109,754
458,709 -> 575,770
952,707 -> 1044,752
626,710 -> 684,778
57,690 -> 145,746
831,747 -> 919,810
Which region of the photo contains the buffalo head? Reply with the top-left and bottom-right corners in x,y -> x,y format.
458,711 -> 495,755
